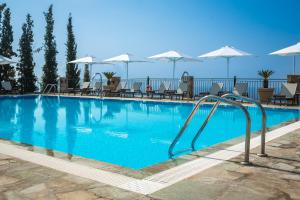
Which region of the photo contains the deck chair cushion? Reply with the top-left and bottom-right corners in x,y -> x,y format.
158,83 -> 165,93
130,82 -> 142,92
233,83 -> 248,96
116,81 -> 127,92
158,81 -> 170,93
177,82 -> 188,94
280,83 -> 297,98
1,81 -> 12,91
94,82 -> 102,89
209,83 -> 223,95
82,82 -> 90,89
163,81 -> 171,91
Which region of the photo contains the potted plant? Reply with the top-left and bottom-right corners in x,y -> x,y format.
257,69 -> 275,103
102,72 -> 116,85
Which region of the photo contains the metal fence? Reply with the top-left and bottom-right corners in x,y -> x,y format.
24,77 -> 286,100
124,78 -> 287,100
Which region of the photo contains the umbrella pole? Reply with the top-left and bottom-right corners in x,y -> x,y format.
226,57 -> 230,78
126,62 -> 129,83
173,60 -> 176,89
293,56 -> 296,75
90,64 -> 92,80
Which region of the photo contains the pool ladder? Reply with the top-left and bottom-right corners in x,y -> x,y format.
168,94 -> 267,165
43,84 -> 58,94
91,73 -> 103,97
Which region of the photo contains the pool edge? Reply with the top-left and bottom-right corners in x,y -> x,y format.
0,121 -> 300,195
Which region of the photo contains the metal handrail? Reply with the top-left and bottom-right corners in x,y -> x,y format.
42,84 -> 57,94
221,93 -> 267,157
168,95 -> 252,165
42,84 -> 51,93
92,73 -> 103,97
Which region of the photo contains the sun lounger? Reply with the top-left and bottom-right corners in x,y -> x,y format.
194,82 -> 224,99
1,81 -> 19,94
80,82 -> 92,95
92,81 -> 102,96
150,81 -> 171,99
121,82 -> 143,98
233,83 -> 248,97
66,82 -> 90,95
271,83 -> 297,105
105,81 -> 127,97
171,82 -> 188,100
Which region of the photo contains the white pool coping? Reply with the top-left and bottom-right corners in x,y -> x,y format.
1,121 -> 300,195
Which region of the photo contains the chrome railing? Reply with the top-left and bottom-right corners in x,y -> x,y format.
221,93 -> 267,157
168,95 -> 252,165
91,73 -> 103,97
42,84 -> 57,94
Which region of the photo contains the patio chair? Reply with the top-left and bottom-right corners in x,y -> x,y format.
121,82 -> 143,98
80,82 -> 92,96
106,81 -> 127,97
194,83 -> 224,99
233,83 -> 248,97
92,81 -> 102,96
151,81 -> 171,99
1,81 -> 19,94
171,82 -> 188,100
271,83 -> 298,105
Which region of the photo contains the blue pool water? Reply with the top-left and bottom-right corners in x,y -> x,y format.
0,95 -> 299,169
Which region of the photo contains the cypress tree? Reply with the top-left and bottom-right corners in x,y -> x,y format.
0,3 -> 6,40
17,14 -> 36,93
42,5 -> 58,90
65,14 -> 80,89
0,7 -> 16,82
83,64 -> 90,82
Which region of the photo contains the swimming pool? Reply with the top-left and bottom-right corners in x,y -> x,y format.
0,95 -> 299,169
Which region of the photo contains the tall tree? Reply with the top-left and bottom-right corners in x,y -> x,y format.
0,7 -> 16,82
17,14 -> 36,93
83,64 -> 90,82
42,4 -> 58,90
65,14 -> 80,89
0,3 -> 6,40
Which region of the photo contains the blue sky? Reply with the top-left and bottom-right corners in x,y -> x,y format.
6,0 -> 300,79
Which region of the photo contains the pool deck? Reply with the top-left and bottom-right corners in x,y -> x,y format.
0,128 -> 299,200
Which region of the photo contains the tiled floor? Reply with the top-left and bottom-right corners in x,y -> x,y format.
0,129 -> 300,200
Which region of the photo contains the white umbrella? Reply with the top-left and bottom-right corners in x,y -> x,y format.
270,42 -> 300,75
0,55 -> 17,65
68,56 -> 95,64
199,46 -> 251,78
103,53 -> 147,82
148,50 -> 199,88
68,56 -> 111,78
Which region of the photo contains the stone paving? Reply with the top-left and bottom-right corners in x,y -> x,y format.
0,129 -> 300,200
151,129 -> 300,200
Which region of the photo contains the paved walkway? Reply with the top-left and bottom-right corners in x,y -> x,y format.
0,129 -> 300,200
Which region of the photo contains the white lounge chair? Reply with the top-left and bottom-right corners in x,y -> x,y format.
233,83 -> 248,97
171,82 -> 188,100
80,82 -> 92,95
195,83 -> 224,99
107,81 -> 127,96
92,81 -> 102,96
151,81 -> 171,99
271,83 -> 298,105
1,81 -> 18,94
122,82 -> 143,98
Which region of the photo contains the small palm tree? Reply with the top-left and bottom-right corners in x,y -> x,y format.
258,69 -> 274,88
102,72 -> 116,85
